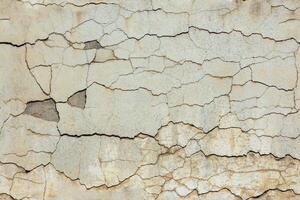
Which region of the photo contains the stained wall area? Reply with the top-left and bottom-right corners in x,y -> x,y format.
1,0 -> 300,199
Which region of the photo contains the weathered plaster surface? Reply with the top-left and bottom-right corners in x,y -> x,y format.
1,0 -> 300,199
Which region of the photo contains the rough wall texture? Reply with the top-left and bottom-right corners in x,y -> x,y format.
1,0 -> 300,199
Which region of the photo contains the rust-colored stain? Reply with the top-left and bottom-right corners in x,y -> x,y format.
250,1 -> 262,16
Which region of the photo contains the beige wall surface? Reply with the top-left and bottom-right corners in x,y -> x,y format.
1,0 -> 300,199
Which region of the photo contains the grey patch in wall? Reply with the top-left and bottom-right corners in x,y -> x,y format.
83,40 -> 101,50
67,90 -> 86,109
24,99 -> 59,122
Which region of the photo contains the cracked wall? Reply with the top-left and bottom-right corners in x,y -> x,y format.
1,0 -> 300,199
